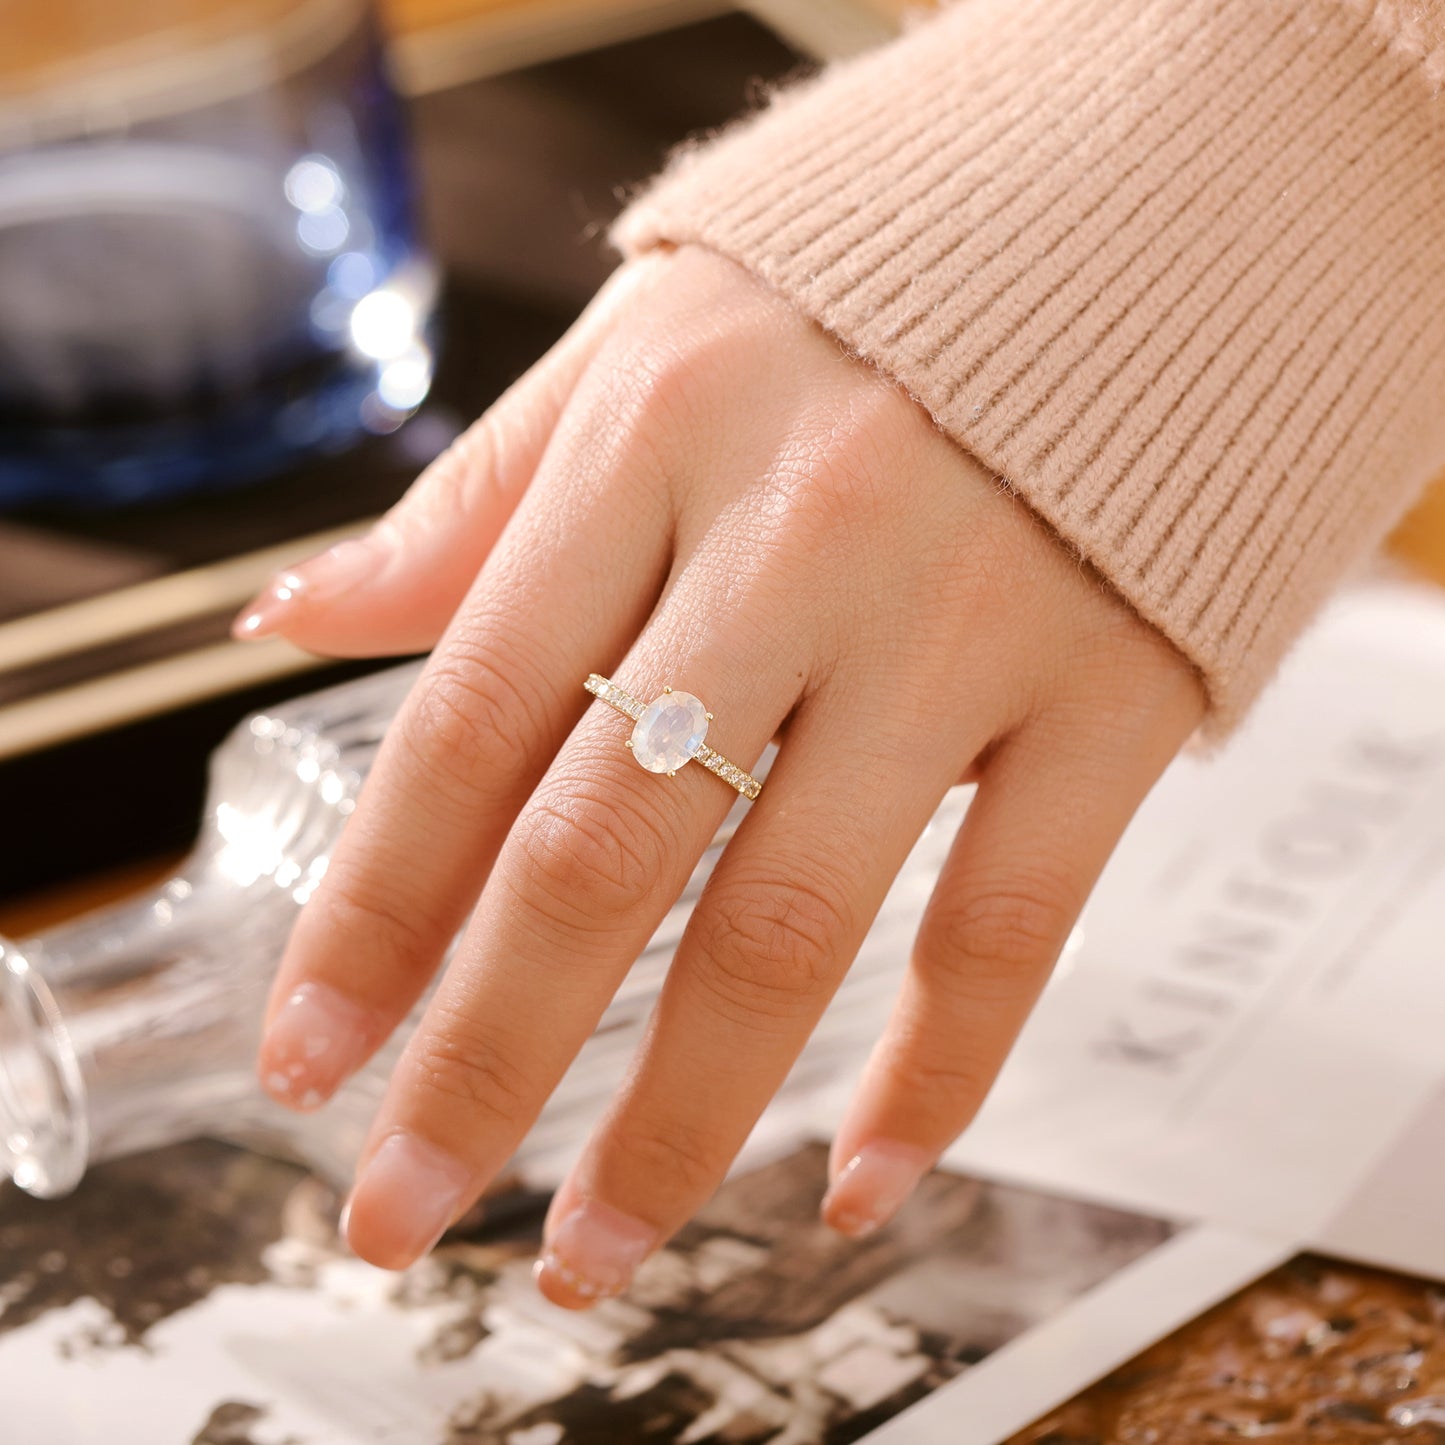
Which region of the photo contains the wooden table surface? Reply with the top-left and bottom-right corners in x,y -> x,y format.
3,0 -> 733,99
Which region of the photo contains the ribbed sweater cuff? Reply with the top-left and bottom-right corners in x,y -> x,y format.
612,0 -> 1445,732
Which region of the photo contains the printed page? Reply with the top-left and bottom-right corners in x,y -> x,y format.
1,1140 -> 1188,1445
1318,1081 -> 1445,1279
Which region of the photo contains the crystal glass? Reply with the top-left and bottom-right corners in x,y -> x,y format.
0,0 -> 435,507
0,663 -> 970,1199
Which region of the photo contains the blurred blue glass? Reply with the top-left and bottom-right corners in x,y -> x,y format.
0,0 -> 437,508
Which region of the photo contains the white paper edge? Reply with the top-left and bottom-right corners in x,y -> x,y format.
861,1222 -> 1292,1445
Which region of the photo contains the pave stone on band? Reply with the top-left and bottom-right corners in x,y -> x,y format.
584,674 -> 763,801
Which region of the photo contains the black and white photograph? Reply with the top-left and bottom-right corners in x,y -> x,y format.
0,1137 -> 1176,1443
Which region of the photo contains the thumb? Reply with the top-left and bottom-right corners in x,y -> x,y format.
232,257 -> 654,657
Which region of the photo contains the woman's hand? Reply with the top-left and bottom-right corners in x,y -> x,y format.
238,244 -> 1205,1307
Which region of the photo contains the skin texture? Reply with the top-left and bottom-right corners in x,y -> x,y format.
237,243 -> 1206,1307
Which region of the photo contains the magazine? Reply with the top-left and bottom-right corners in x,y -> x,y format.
5,578 -> 1445,1443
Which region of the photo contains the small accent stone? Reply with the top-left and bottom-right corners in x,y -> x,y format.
630,691 -> 708,774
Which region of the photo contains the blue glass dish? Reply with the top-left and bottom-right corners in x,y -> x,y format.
0,2 -> 436,509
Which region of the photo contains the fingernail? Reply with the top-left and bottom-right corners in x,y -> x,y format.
535,1199 -> 658,1308
258,981 -> 380,1110
231,537 -> 380,640
821,1140 -> 933,1238
342,1131 -> 472,1270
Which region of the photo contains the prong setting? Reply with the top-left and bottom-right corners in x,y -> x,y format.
583,674 -> 761,800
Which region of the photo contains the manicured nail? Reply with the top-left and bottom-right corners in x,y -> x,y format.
231,537 -> 380,640
258,981 -> 380,1110
535,1199 -> 658,1308
821,1140 -> 933,1238
342,1131 -> 472,1270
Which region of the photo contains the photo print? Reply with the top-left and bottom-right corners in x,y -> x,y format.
1,1137 -> 1177,1444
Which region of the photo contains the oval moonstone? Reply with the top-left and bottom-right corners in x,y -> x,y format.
630,690 -> 709,774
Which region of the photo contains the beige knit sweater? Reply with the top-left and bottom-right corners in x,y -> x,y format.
612,0 -> 1445,731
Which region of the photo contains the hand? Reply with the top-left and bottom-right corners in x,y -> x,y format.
238,243 -> 1205,1306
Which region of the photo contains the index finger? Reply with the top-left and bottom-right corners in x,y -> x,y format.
254,417 -> 674,1114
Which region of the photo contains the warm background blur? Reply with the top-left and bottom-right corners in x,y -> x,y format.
10,0 -> 1445,583
260,0 -> 1445,584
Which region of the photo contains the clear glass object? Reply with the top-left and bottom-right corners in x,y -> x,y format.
0,664 -> 972,1200
0,0 -> 435,507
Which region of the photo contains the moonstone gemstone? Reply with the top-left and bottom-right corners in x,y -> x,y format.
630,691 -> 708,773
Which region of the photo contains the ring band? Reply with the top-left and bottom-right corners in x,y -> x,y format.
584,673 -> 763,800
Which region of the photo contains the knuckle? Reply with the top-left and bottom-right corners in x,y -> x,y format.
933,871 -> 1078,980
775,432 -> 901,552
406,413 -> 510,527
699,870 -> 853,1019
880,1044 -> 998,1117
310,872 -> 432,974
633,341 -> 708,429
593,332 -> 712,445
509,788 -> 668,933
926,511 -> 1041,638
1064,632 -> 1207,738
453,404 -> 534,499
407,1014 -> 531,1129
610,1113 -> 722,1202
399,645 -> 545,807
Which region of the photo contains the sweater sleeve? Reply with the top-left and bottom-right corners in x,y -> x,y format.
610,0 -> 1445,733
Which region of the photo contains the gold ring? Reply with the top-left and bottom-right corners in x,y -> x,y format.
584,673 -> 762,800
